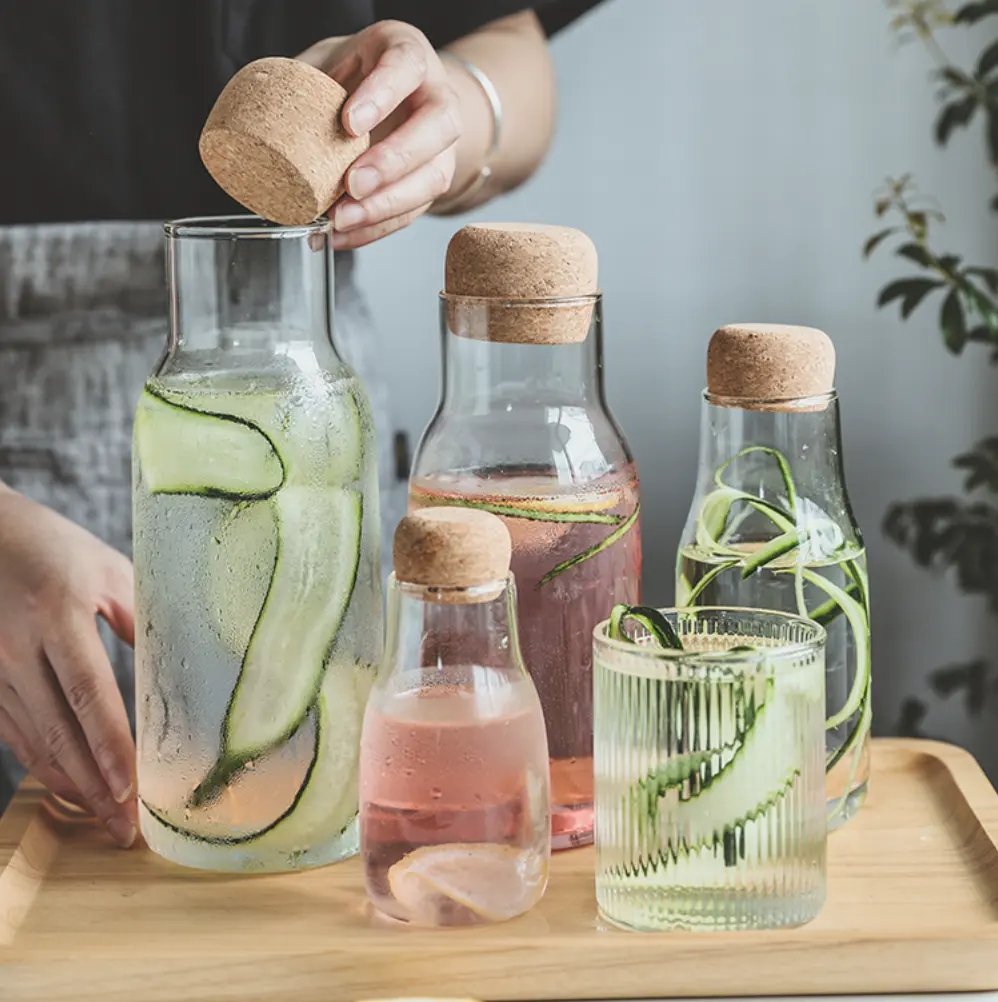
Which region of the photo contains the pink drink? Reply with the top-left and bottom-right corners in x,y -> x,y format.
410,465 -> 642,849
360,670 -> 550,925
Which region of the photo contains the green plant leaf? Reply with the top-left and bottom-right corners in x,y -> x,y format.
929,659 -> 992,715
988,108 -> 998,166
955,0 -> 998,24
863,227 -> 898,258
935,94 -> 980,145
883,497 -> 998,613
940,288 -> 967,352
894,698 -> 928,738
937,65 -> 977,88
876,277 -> 945,319
979,38 -> 998,78
895,242 -> 935,268
953,436 -> 998,491
967,266 -> 998,294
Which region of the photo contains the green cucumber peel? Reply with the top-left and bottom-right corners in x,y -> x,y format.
685,444 -> 872,777
715,446 -> 798,513
136,386 -> 286,501
417,495 -> 623,525
608,603 -> 684,650
537,503 -> 640,588
799,567 -> 870,731
741,528 -> 809,579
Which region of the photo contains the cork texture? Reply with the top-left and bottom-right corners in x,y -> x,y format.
444,223 -> 598,345
394,508 -> 512,595
200,57 -> 369,226
707,323 -> 836,411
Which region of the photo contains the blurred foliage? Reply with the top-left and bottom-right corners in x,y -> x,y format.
868,1 -> 998,733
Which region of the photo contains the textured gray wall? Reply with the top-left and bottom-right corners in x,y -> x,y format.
354,0 -> 998,773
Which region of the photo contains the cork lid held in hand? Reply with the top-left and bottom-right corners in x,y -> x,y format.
444,223 -> 598,345
706,323 -> 836,410
394,508 -> 512,600
200,57 -> 369,226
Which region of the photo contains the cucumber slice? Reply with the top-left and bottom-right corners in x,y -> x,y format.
134,388 -> 284,499
153,378 -> 364,487
207,501 -> 279,656
193,485 -> 362,804
667,679 -> 801,849
142,660 -> 367,865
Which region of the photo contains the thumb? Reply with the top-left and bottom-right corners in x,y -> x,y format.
97,551 -> 135,648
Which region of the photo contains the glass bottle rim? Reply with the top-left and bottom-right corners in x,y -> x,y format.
164,214 -> 331,241
439,291 -> 601,308
594,605 -> 826,666
389,571 -> 513,604
703,388 -> 838,410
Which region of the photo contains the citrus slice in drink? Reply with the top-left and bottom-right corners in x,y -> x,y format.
387,843 -> 548,925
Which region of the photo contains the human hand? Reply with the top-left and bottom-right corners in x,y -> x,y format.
298,21 -> 462,249
0,488 -> 137,847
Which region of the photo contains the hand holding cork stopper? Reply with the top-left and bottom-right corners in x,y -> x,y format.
393,508 -> 512,604
706,323 -> 837,412
200,57 -> 370,226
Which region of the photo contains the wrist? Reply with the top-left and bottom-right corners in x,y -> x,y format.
431,53 -> 502,216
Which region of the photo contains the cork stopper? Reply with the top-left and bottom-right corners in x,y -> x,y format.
393,508 -> 512,602
706,323 -> 836,411
200,57 -> 369,226
444,223 -> 598,345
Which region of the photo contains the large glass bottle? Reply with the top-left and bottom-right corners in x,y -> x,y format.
409,224 -> 642,849
133,216 -> 383,871
675,324 -> 871,830
360,507 -> 551,926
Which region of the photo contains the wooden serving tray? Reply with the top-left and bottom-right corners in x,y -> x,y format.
1,738 -> 996,1002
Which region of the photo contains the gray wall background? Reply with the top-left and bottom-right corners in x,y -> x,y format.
352,0 -> 998,773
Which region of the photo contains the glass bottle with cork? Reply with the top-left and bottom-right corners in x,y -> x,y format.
675,323 -> 871,829
360,507 -> 551,926
409,223 -> 642,850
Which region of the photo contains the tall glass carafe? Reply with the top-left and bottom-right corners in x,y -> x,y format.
409,223 -> 642,849
675,324 -> 871,830
133,216 -> 383,871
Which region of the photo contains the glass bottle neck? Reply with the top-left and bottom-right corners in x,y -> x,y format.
164,216 -> 341,367
692,391 -> 853,520
383,574 -> 528,678
438,296 -> 604,414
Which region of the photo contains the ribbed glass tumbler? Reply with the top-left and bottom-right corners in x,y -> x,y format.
593,607 -> 827,931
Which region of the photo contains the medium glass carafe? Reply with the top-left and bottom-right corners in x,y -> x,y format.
675,324 -> 870,830
133,215 -> 383,871
410,225 -> 642,850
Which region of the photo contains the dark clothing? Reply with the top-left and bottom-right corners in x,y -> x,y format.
0,0 -> 605,225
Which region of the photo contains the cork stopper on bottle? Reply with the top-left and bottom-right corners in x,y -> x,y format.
444,223 -> 599,345
200,57 -> 370,226
393,508 -> 512,603
706,323 -> 836,411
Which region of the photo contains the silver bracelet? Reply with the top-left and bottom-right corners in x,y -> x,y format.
433,52 -> 503,215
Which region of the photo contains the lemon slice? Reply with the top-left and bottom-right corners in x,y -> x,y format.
387,843 -> 547,925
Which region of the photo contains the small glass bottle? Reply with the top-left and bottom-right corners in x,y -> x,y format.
675,324 -> 871,830
360,507 -> 551,927
409,223 -> 642,850
133,216 -> 383,872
